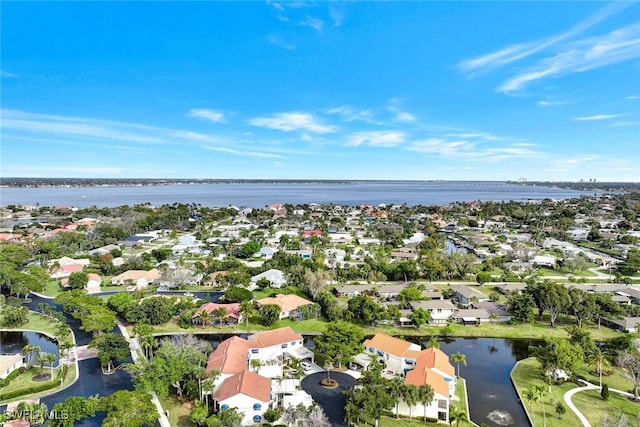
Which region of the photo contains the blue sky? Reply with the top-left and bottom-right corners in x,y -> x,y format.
1,1 -> 639,181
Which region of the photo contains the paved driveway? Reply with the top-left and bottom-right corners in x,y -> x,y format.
301,372 -> 357,427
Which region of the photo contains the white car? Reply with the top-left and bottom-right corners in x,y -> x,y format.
300,361 -> 312,371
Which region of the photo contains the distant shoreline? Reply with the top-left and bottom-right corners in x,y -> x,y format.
1,177 -> 637,191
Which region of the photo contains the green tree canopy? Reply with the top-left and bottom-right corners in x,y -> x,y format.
313,322 -> 365,368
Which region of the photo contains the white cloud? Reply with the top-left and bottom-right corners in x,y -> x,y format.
1,69 -> 17,78
347,131 -> 404,147
395,112 -> 415,122
459,2 -> 633,77
574,114 -> 620,121
499,23 -> 640,93
537,100 -> 570,107
204,146 -> 285,159
626,95 -> 640,100
326,106 -> 376,123
407,138 -> 472,156
329,5 -> 345,28
188,108 -> 226,123
301,14 -> 324,32
249,112 -> 336,133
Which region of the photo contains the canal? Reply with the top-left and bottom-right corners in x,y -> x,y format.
6,294 -> 535,427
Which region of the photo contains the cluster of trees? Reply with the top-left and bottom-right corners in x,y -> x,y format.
47,391 -> 158,427
507,279 -> 625,327
54,291 -> 117,334
107,292 -> 200,326
344,361 -> 435,425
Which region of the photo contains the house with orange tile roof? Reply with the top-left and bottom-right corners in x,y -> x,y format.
213,370 -> 272,425
355,333 -> 456,423
205,328 -> 314,422
255,294 -> 315,320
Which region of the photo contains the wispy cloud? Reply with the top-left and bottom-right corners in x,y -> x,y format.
301,14 -> 324,32
329,5 -> 345,28
574,114 -> 620,121
326,106 -> 377,123
188,108 -> 226,123
347,131 -> 404,147
626,95 -> 640,100
268,34 -> 296,50
249,112 -> 336,133
407,137 -> 544,161
537,100 -> 570,107
1,69 -> 17,78
395,112 -> 415,122
203,146 -> 285,159
459,2 -> 633,77
499,23 -> 640,93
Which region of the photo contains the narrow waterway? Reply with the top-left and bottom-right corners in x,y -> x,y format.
7,295 -> 536,427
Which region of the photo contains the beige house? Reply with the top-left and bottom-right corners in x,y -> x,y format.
111,268 -> 160,288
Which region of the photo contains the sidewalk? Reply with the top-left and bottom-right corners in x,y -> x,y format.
563,379 -> 636,427
116,320 -> 171,427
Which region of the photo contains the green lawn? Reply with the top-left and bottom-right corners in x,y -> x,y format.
572,389 -> 639,426
573,365 -> 634,393
511,358 -> 582,427
41,280 -> 62,297
158,395 -> 195,427
21,312 -> 72,342
1,363 -> 77,404
511,358 -> 638,427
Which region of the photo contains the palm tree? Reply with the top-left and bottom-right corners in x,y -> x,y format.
240,300 -> 254,325
41,352 -> 57,382
533,384 -> 547,427
448,405 -> 468,426
22,344 -> 41,369
586,348 -> 611,389
214,307 -> 227,326
523,387 -> 538,427
198,308 -> 211,328
402,383 -> 419,419
418,384 -> 435,422
450,351 -> 467,378
427,336 -> 440,349
59,340 -> 74,364
389,377 -> 404,418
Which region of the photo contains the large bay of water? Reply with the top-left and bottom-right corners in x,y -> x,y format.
0,181 -> 591,208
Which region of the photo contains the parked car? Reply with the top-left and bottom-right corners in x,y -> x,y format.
300,361 -> 312,371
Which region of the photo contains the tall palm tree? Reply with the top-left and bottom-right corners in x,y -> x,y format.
586,348 -> 611,389
389,377 -> 404,418
59,340 -> 74,364
402,383 -> 419,419
523,387 -> 538,427
418,384 -> 435,422
22,344 -> 41,369
533,384 -> 547,427
240,300 -> 254,325
450,351 -> 467,378
41,352 -> 57,382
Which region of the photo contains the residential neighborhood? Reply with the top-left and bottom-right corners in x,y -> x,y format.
1,190 -> 640,426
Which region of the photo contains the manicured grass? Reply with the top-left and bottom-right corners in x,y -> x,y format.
511,358 -> 582,427
378,415 -> 474,427
41,280 -> 62,297
1,363 -> 77,403
22,312 -> 71,342
158,394 -> 195,426
573,365 -> 634,393
454,377 -> 470,420
572,389 -> 640,426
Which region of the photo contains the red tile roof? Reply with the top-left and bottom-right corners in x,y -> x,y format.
193,302 -> 241,320
405,365 -> 449,397
247,327 -> 303,348
214,370 -> 271,402
363,333 -> 421,358
206,336 -> 250,375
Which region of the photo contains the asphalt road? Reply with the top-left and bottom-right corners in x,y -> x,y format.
300,372 -> 357,427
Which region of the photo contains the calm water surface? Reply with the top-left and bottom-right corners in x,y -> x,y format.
0,181 -> 591,208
